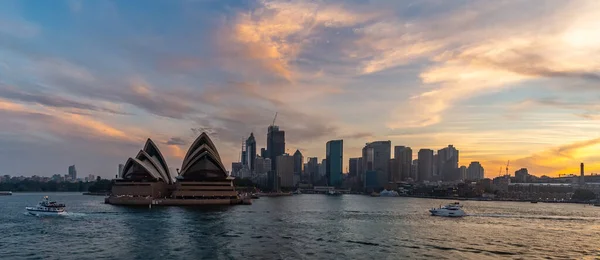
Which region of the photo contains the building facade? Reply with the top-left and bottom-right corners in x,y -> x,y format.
326,140 -> 343,187
362,141 -> 391,189
277,154 -> 295,189
68,165 -> 77,181
267,125 -> 285,190
293,150 -> 303,177
437,145 -> 459,181
393,146 -> 413,181
515,168 -> 530,183
349,158 -> 360,177
459,166 -> 467,180
468,161 -> 485,180
418,149 -> 434,182
306,157 -> 319,185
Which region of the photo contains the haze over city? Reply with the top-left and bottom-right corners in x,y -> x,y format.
1,0 -> 600,178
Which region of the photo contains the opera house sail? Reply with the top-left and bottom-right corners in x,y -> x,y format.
108,133 -> 242,206
109,139 -> 173,204
171,133 -> 239,204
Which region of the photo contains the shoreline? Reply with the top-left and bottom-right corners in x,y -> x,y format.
83,192 -> 110,196
397,195 -> 594,205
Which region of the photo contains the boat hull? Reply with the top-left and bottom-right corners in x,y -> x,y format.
429,209 -> 466,217
26,207 -> 67,216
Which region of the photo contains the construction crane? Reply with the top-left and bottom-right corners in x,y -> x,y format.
498,167 -> 503,177
272,112 -> 278,127
505,160 -> 510,176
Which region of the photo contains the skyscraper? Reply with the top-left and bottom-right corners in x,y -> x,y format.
467,161 -> 484,180
361,141 -> 391,188
393,146 -> 413,181
438,145 -> 459,181
293,149 -> 303,177
267,126 -> 285,169
302,162 -> 309,182
267,125 -> 285,190
246,133 -> 256,172
459,166 -> 467,180
68,165 -> 77,181
411,159 -> 418,180
418,149 -> 434,182
307,157 -> 319,184
319,159 -> 326,178
254,156 -> 271,175
241,149 -> 247,166
349,158 -> 360,177
326,140 -> 343,187
260,148 -> 267,158
231,162 -> 243,177
276,154 -> 294,189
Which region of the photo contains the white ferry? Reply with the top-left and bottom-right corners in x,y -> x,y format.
26,196 -> 67,216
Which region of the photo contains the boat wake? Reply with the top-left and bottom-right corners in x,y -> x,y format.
467,213 -> 600,221
24,211 -> 86,218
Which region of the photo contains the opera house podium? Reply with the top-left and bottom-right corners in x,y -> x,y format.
107,133 -> 243,206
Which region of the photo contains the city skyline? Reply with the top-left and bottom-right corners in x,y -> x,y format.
1,1 -> 600,178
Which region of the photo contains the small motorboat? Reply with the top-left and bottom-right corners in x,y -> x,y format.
429,202 -> 466,217
26,196 -> 67,216
380,189 -> 399,197
327,190 -> 341,196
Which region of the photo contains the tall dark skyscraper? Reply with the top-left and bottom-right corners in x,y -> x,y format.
326,140 -> 343,187
393,146 -> 413,181
267,126 -> 285,168
349,158 -> 360,177
438,145 -> 459,181
260,148 -> 267,158
245,133 -> 256,172
293,149 -> 303,176
241,149 -> 247,166
361,141 -> 391,189
418,149 -> 434,181
307,157 -> 319,184
267,125 -> 285,190
68,165 -> 77,181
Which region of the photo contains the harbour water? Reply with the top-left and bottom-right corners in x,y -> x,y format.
1,193 -> 599,259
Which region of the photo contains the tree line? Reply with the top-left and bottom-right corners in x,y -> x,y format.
0,179 -> 113,192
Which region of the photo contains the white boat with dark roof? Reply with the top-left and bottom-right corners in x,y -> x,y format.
26,196 -> 67,216
429,202 -> 466,217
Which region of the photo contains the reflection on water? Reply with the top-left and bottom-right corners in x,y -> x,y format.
1,193 -> 599,259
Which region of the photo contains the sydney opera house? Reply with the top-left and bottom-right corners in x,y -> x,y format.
107,132 -> 243,206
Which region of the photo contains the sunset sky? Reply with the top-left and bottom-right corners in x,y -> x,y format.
1,0 -> 600,178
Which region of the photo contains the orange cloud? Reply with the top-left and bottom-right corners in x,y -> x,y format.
225,0 -> 376,81
0,98 -> 145,144
381,0 -> 600,129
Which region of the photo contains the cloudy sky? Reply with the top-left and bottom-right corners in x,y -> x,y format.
1,0 -> 599,178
